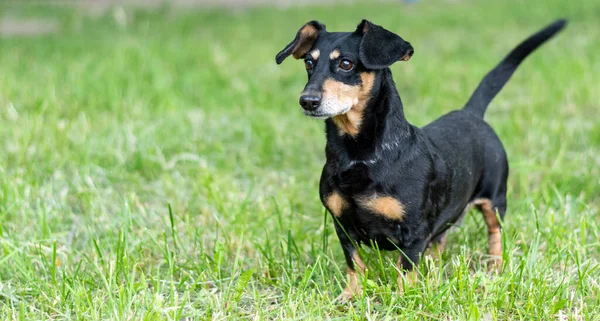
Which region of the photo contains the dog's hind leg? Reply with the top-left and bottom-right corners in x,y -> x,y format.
472,139 -> 508,272
473,196 -> 506,273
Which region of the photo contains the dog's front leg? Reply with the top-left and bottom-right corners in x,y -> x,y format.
427,232 -> 448,260
396,241 -> 426,294
334,224 -> 366,302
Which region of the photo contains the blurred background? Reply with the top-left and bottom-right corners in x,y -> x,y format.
0,0 -> 598,319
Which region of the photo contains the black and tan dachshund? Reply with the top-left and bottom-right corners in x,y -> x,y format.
276,18 -> 566,301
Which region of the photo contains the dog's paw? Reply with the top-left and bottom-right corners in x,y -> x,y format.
335,285 -> 362,303
487,257 -> 502,274
396,269 -> 418,294
335,290 -> 353,303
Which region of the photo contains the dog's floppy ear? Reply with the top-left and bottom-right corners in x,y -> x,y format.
355,20 -> 414,69
276,21 -> 326,64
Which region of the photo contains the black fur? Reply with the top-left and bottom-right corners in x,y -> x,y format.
276,19 -> 566,294
356,20 -> 414,69
463,19 -> 567,117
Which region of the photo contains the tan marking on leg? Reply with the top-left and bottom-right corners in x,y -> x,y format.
357,194 -> 405,221
309,49 -> 320,60
329,49 -> 340,60
352,250 -> 366,273
473,198 -> 502,272
337,250 -> 366,302
325,192 -> 347,218
329,72 -> 375,137
337,268 -> 360,302
396,257 -> 418,294
291,24 -> 318,59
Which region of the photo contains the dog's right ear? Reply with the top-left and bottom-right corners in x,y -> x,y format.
276,21 -> 326,65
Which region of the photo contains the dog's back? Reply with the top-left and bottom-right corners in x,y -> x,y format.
422,20 -> 567,237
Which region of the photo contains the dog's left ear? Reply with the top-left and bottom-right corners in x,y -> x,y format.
355,20 -> 414,69
276,21 -> 326,64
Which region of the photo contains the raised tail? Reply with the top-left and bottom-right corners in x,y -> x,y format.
463,19 -> 567,118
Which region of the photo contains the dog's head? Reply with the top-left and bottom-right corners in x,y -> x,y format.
276,20 -> 413,135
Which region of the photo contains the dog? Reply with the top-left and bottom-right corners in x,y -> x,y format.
275,18 -> 566,301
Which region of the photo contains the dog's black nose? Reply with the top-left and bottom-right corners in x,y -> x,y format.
299,94 -> 321,111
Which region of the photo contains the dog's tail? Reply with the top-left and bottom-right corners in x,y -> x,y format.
462,19 -> 567,118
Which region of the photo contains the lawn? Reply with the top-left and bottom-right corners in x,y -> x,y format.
0,0 -> 598,319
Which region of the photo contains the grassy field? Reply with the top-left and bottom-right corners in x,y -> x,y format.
0,0 -> 599,319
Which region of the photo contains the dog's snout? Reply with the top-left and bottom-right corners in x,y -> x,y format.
299,94 -> 322,111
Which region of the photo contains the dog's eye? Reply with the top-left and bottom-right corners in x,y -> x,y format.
339,59 -> 354,71
305,59 -> 314,71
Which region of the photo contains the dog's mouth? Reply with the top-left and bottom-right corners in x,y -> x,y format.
302,105 -> 352,119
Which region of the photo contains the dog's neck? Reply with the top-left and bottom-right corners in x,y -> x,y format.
325,68 -> 414,162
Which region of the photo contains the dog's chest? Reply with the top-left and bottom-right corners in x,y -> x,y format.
329,192 -> 405,249
323,162 -> 406,248
335,162 -> 373,194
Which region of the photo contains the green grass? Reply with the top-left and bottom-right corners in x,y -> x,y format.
0,0 -> 599,319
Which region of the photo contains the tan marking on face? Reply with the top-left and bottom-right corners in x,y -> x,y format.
325,192 -> 347,217
329,49 -> 340,60
357,194 -> 405,221
291,24 -> 318,59
309,49 -> 320,60
328,72 -> 375,137
473,198 -> 502,272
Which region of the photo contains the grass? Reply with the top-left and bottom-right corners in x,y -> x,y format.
0,0 -> 599,319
